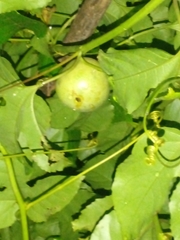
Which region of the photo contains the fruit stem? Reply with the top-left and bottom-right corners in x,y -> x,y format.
80,0 -> 164,54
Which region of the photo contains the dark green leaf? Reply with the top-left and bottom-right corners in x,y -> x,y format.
57,183 -> 95,240
0,12 -> 47,44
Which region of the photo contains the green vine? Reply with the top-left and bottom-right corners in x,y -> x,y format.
0,145 -> 29,240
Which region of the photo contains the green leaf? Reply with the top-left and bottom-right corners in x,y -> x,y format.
70,102 -> 114,133
158,127 -> 180,164
47,94 -> 80,129
0,12 -> 47,44
150,3 -> 169,22
90,210 -> 122,240
0,85 -> 29,153
101,0 -> 134,26
33,151 -> 72,172
27,176 -> 84,222
99,48 -> 180,113
57,183 -> 95,240
138,216 -> 163,240
80,121 -> 132,189
112,131 -> 174,239
34,93 -> 51,135
111,99 -> 132,123
31,216 -> 60,239
16,85 -> 50,150
30,36 -> 52,58
163,99 -> 180,123
51,0 -> 82,15
0,160 -> 23,228
16,47 -> 39,78
72,196 -> 113,232
0,200 -> 19,229
132,16 -> 153,43
0,160 -> 10,188
0,0 -> 52,13
0,57 -> 19,87
0,83 -> 52,172
169,182 -> 180,240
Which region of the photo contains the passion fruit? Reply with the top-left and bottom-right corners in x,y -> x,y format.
56,57 -> 109,112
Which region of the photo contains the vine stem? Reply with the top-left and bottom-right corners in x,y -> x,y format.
0,145 -> 29,240
80,0 -> 165,53
26,134 -> 141,210
117,23 -> 171,46
143,76 -> 180,142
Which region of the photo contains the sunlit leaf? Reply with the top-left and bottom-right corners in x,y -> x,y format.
0,180 -> 19,228
163,99 -> 180,123
169,182 -> 180,240
47,94 -> 80,129
33,151 -> 72,172
90,210 -> 122,240
0,57 -> 19,87
0,200 -> 19,228
51,0 -> 82,15
15,85 -> 50,150
0,0 -> 52,13
112,131 -> 174,239
0,81 -> 52,172
72,196 -> 113,232
99,48 -> 180,113
27,176 -> 84,222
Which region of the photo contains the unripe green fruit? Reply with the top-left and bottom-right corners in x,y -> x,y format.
56,57 -> 109,112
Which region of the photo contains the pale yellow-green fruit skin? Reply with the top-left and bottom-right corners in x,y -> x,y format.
56,57 -> 109,112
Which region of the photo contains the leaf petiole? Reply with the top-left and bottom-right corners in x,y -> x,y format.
0,143 -> 98,160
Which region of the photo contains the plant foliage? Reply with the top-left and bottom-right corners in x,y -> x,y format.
0,0 -> 180,239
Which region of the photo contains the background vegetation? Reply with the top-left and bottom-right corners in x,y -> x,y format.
0,0 -> 180,239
